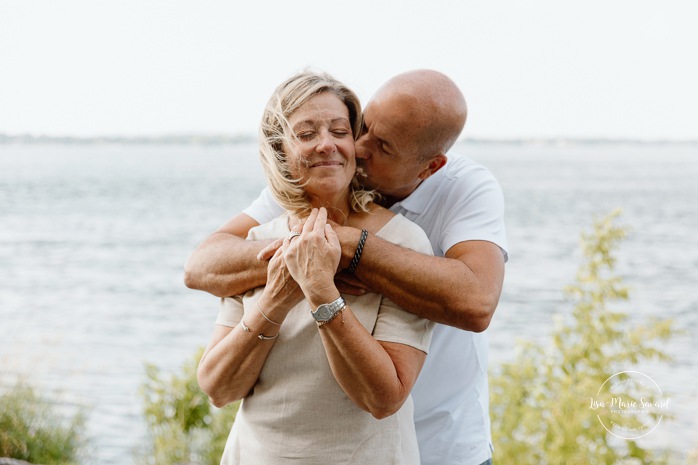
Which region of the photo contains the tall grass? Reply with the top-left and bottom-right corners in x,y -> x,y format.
136,348 -> 238,465
0,382 -> 87,465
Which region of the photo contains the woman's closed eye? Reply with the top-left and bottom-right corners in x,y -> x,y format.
296,131 -> 316,141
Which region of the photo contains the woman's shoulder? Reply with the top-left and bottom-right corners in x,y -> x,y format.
247,214 -> 289,240
347,202 -> 394,233
370,208 -> 434,257
346,203 -> 432,255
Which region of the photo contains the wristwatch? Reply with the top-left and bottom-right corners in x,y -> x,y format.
311,296 -> 346,325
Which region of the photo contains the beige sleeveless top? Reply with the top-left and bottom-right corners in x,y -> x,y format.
216,214 -> 434,465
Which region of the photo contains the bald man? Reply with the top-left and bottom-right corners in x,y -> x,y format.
185,70 -> 508,465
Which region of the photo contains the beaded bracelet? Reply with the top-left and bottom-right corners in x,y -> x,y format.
348,229 -> 369,273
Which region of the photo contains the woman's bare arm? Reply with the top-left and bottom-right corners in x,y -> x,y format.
313,297 -> 426,418
196,247 -> 304,407
283,208 -> 427,418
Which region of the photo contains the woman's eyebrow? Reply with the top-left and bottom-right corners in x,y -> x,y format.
293,117 -> 350,130
291,120 -> 315,131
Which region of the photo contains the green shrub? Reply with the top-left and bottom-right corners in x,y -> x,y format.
137,347 -> 239,465
0,382 -> 87,465
490,210 -> 677,464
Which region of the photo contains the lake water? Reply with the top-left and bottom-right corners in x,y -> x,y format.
1,142 -> 696,463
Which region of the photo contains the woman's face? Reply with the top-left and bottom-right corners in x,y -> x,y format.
284,92 -> 356,202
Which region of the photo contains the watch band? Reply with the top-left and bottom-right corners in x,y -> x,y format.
311,296 -> 346,323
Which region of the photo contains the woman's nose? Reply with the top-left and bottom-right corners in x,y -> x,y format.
316,131 -> 336,153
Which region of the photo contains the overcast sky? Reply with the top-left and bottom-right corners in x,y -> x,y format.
1,0 -> 696,140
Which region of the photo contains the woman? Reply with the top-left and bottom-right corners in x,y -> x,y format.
197,70 -> 434,464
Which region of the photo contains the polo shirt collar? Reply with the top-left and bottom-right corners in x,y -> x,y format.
392,161 -> 447,214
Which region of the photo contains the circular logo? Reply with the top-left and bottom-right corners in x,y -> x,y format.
589,371 -> 671,439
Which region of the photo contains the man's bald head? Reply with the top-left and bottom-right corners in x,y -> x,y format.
370,69 -> 467,161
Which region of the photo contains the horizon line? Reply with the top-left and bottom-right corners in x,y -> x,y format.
1,133 -> 697,146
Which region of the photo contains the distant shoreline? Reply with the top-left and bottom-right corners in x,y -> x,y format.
1,133 -> 696,147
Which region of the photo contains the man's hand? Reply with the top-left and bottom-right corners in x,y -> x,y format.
334,271 -> 371,296
257,238 -> 284,261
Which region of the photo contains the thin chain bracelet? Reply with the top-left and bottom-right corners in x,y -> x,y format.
256,301 -> 281,325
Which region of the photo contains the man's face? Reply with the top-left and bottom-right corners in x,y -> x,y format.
355,95 -> 429,202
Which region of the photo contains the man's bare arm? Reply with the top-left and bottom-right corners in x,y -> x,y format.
336,227 -> 505,332
184,213 -> 270,297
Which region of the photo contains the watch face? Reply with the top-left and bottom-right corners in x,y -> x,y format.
313,305 -> 333,321
312,297 -> 345,322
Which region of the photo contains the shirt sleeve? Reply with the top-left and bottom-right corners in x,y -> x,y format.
371,215 -> 436,352
216,295 -> 244,327
242,187 -> 285,225
373,296 -> 435,353
441,165 -> 509,262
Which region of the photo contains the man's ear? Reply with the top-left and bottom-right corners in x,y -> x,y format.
418,154 -> 447,180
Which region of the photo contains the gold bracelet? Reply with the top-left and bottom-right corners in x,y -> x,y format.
256,301 -> 281,325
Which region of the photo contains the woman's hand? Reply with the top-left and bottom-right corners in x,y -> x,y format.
259,245 -> 305,319
283,208 -> 341,304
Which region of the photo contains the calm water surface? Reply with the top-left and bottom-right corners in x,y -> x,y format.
1,142 -> 696,463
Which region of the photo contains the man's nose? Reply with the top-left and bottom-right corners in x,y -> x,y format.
355,134 -> 370,159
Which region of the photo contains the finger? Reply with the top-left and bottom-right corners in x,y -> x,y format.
289,222 -> 302,234
286,230 -> 301,244
314,207 -> 328,234
335,281 -> 367,296
302,208 -> 319,235
271,245 -> 285,259
335,272 -> 369,295
257,238 -> 283,261
335,270 -> 367,287
325,223 -> 340,248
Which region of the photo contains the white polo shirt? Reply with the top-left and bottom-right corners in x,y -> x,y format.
243,154 -> 508,465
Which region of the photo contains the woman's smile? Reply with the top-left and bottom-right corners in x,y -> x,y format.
310,160 -> 344,168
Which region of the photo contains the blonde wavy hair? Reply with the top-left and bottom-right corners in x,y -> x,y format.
259,70 -> 374,218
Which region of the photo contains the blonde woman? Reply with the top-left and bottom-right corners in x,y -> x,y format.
197,70 -> 434,465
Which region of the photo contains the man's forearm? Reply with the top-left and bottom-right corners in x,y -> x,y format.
338,228 -> 504,332
184,232 -> 270,297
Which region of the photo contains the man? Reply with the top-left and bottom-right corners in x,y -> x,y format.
185,69 -> 508,465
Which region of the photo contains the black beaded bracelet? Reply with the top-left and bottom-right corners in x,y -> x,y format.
348,229 -> 369,273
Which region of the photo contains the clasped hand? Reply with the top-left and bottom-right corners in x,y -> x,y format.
282,208 -> 341,301
260,208 -> 342,310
